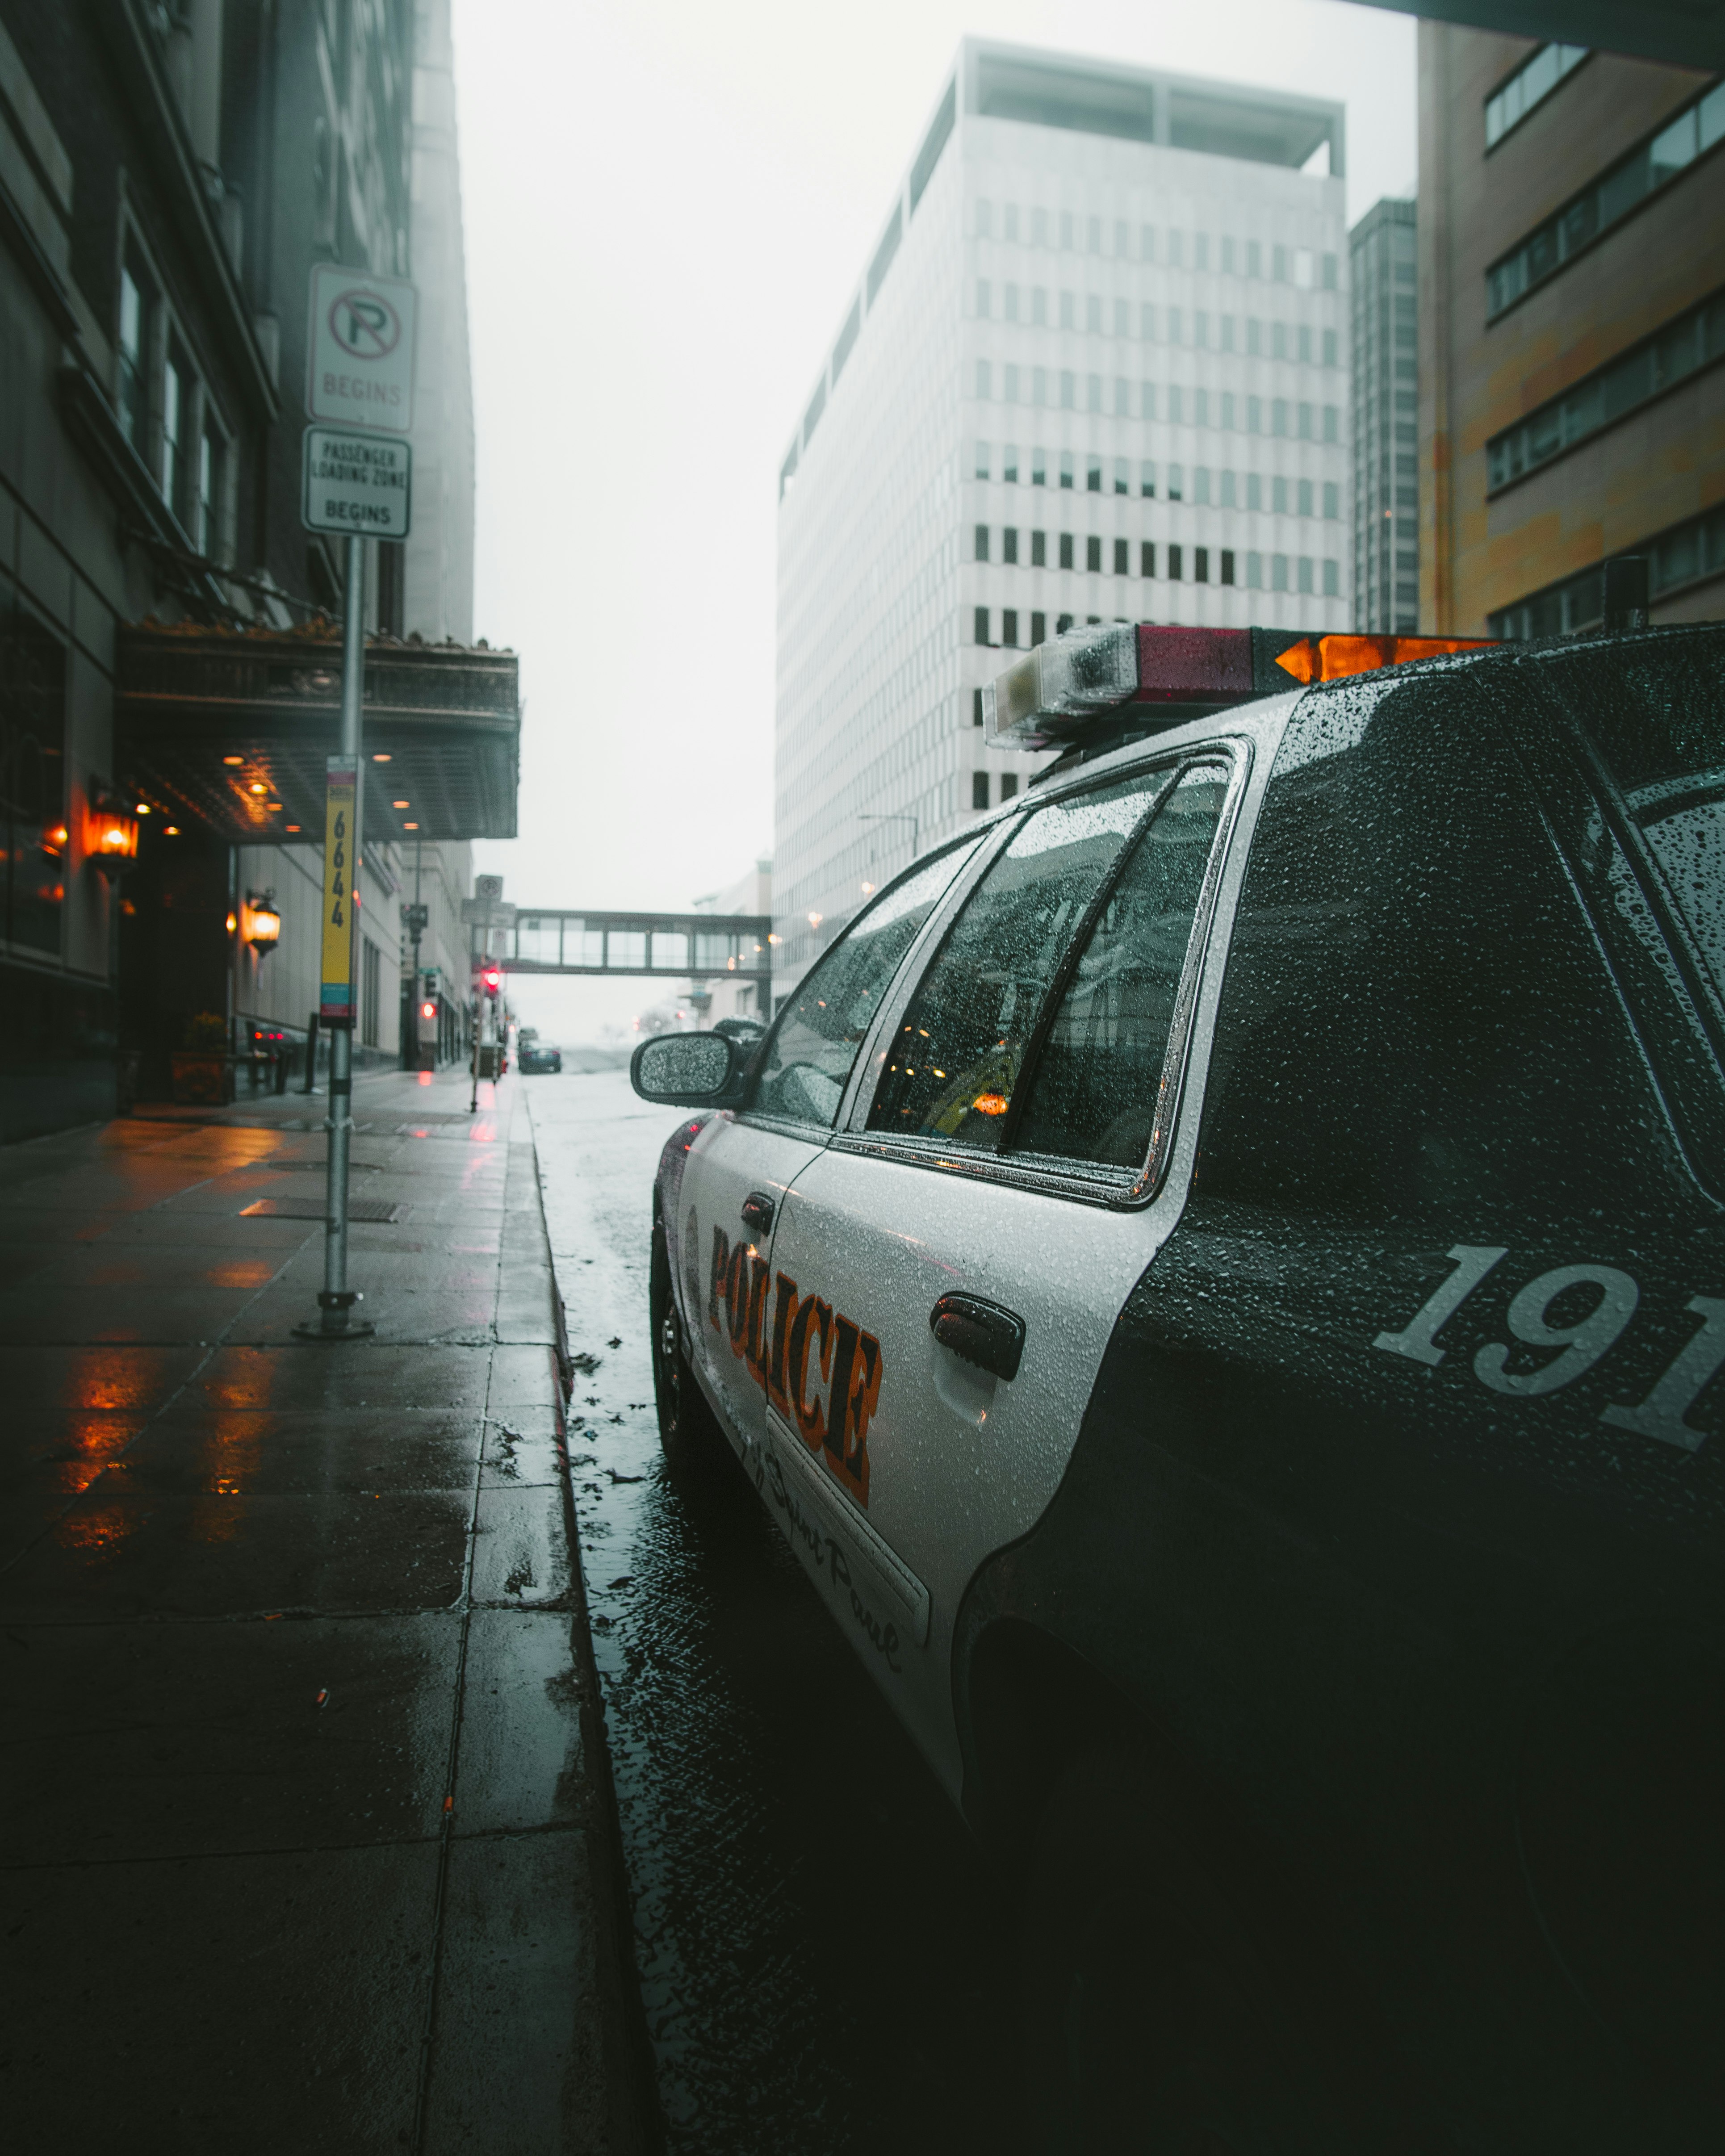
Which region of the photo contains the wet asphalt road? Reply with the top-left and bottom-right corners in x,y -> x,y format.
528,1069 -> 1030,2156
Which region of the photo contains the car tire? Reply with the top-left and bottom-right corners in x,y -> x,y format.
649,1223 -> 724,1458
1020,1745 -> 1348,2156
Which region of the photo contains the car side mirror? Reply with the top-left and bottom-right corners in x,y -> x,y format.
629,1030 -> 744,1106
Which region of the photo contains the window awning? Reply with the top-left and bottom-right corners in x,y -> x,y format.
115,621 -> 520,842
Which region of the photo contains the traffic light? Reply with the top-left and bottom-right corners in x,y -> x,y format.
481,965 -> 502,999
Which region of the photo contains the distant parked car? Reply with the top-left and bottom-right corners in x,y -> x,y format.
518,1040 -> 562,1074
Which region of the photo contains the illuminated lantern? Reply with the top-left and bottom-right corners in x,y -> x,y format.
86,791 -> 140,880
246,891 -> 282,957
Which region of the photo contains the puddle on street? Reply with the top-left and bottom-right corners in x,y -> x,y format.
531,1073 -> 1028,2156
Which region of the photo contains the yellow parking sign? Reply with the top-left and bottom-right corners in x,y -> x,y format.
319,757 -> 360,1021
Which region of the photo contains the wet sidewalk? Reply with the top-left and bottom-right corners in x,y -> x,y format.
0,1068 -> 653,2153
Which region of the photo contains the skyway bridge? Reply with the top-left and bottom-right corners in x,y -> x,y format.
470,908 -> 773,995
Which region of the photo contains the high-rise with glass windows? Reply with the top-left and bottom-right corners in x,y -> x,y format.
775,40 -> 1349,989
1351,197 -> 1419,632
1419,28 -> 1725,635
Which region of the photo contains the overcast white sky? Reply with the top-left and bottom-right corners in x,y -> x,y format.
452,0 -> 1416,1041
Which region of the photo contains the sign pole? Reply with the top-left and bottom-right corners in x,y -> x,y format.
297,534 -> 375,1342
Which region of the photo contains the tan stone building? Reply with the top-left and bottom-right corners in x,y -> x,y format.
1419,28 -> 1725,635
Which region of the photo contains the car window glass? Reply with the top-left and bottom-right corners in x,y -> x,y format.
1545,645 -> 1725,1009
749,838 -> 982,1129
866,774 -> 1162,1150
1011,765 -> 1228,1168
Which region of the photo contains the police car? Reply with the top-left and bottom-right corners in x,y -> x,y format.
631,617 -> 1725,2153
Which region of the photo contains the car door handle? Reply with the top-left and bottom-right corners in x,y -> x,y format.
929,1293 -> 1026,1382
740,1191 -> 776,1235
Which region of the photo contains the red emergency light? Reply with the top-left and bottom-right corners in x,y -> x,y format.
984,622 -> 1497,749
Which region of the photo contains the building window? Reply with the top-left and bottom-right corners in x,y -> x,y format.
1141,381 -> 1156,420
1486,79 -> 1725,317
1112,457 -> 1128,496
1003,444 -> 1019,482
1273,244 -> 1289,282
117,261 -> 149,450
1323,406 -> 1340,443
1168,544 -> 1183,581
1001,773 -> 1019,800
1030,611 -> 1046,643
1031,447 -> 1047,485
1298,402 -> 1313,440
1168,307 -> 1182,345
976,442 -> 991,480
1059,451 -> 1075,489
1031,530 -> 1047,567
1113,538 -> 1128,576
1220,548 -> 1236,586
0,578 -> 68,956
975,524 -> 990,562
1168,465 -> 1184,502
976,360 -> 992,398
1033,286 -> 1048,324
1220,470 -> 1237,508
1323,559 -> 1340,597
1087,374 -> 1102,412
1086,454 -> 1102,493
1323,480 -> 1340,519
1221,390 -> 1235,429
1246,551 -> 1263,589
1059,534 -> 1075,569
1060,369 -> 1076,409
1003,527 -> 1019,565
1114,377 -> 1130,416
1298,557 -> 1315,595
1195,468 -> 1211,506
974,607 -> 991,645
973,688 -> 984,726
1323,328 -> 1338,367
1057,612 -> 1075,632
1195,547 -> 1210,583
1139,541 -> 1155,578
1086,294 -> 1102,333
1488,500 -> 1725,637
1486,287 -> 1725,491
1247,395 -> 1262,433
1114,297 -> 1130,337
1086,536 -> 1102,573
196,423 -> 223,558
1271,399 -> 1288,437
1005,283 -> 1020,322
977,279 -> 992,317
1141,461 -> 1156,498
972,772 -> 990,812
1003,607 -> 1019,646
1297,478 -> 1315,518
1273,476 -> 1290,515
160,350 -> 184,513
1485,41 -> 1587,149
1272,554 -> 1289,592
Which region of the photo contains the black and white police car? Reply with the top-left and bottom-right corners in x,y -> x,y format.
631,616 -> 1725,2153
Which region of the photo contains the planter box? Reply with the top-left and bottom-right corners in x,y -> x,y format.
170,1051 -> 236,1106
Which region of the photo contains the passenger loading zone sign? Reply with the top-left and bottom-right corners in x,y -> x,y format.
306,264 -> 416,433
319,758 -> 359,1023
301,427 -> 412,539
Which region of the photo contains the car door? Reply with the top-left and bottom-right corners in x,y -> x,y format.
676,837 -> 984,1458
758,752 -> 1247,1796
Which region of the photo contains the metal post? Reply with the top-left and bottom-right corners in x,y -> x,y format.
297,535 -> 374,1342
301,1010 -> 320,1094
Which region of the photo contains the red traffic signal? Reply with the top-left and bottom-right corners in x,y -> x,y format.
481,965 -> 502,998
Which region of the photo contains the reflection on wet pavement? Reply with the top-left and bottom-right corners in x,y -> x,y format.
532,1070 -> 1030,2156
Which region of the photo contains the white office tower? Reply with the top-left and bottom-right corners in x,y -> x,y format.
775,41 -> 1348,985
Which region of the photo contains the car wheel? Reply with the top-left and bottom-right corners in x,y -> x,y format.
1020,1746 -> 1346,2156
649,1223 -> 724,1457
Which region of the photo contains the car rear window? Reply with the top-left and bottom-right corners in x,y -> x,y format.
1537,639 -> 1725,1013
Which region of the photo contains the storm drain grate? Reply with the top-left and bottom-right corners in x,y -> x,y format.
241,1197 -> 409,1224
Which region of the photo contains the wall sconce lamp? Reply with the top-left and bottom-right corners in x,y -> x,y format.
245,890 -> 282,957
87,787 -> 140,879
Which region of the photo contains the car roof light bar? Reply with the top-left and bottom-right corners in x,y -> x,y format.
984,622 -> 1497,749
